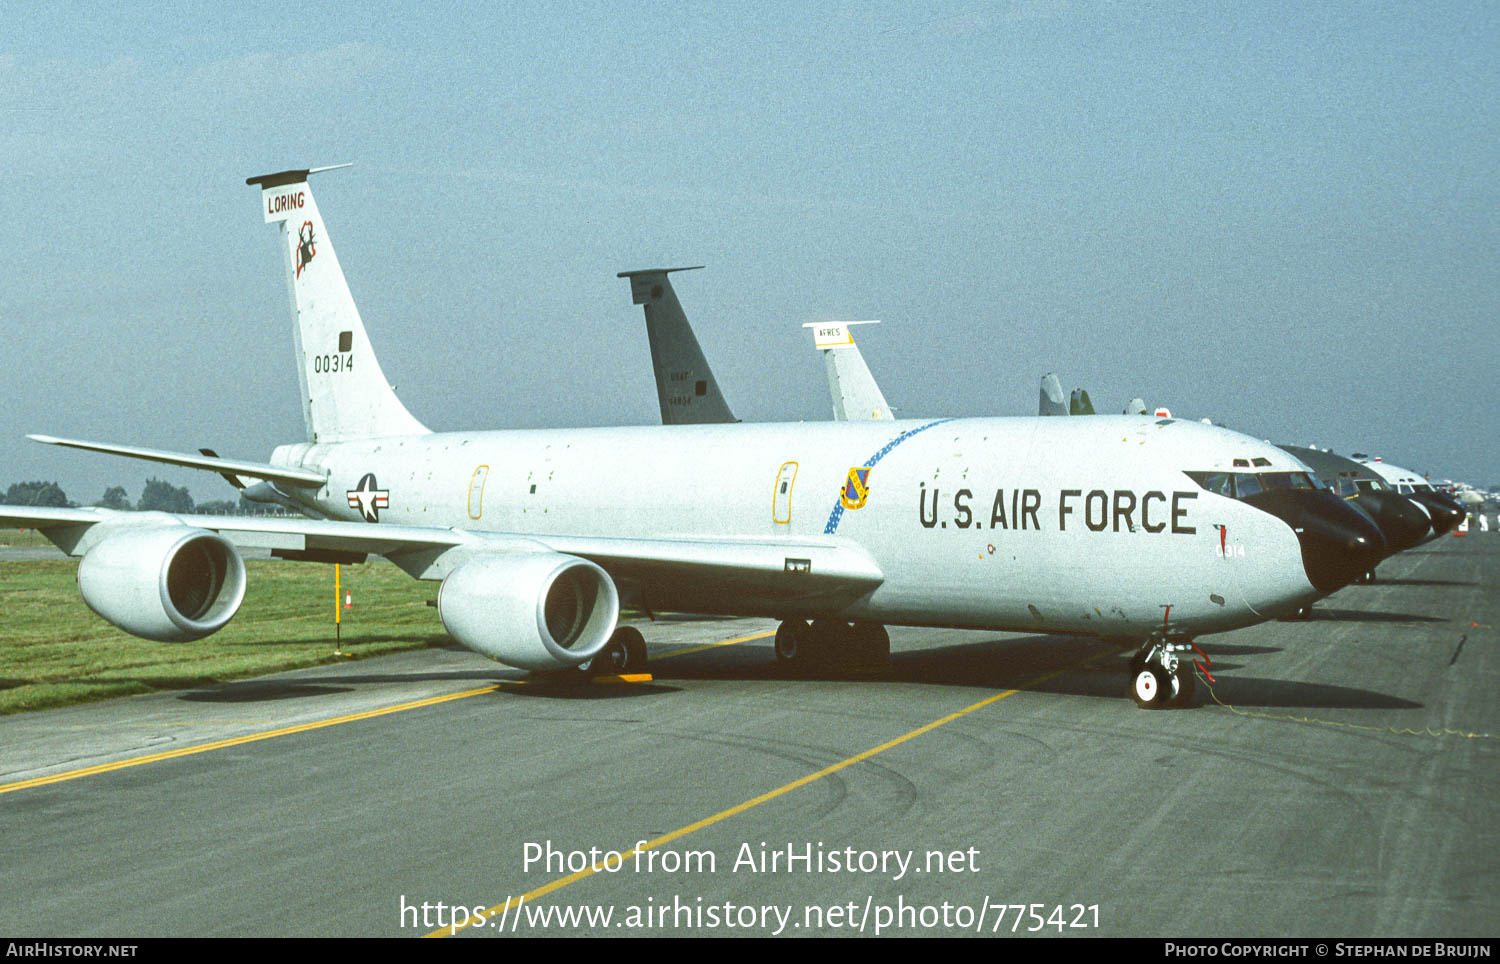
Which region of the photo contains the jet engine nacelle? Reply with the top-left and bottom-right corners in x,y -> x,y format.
437,552 -> 619,670
76,525 -> 248,642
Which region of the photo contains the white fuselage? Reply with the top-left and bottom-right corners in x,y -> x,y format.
274,415 -> 1317,640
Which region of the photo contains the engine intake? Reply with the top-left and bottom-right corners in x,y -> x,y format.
77,525 -> 247,641
438,552 -> 619,670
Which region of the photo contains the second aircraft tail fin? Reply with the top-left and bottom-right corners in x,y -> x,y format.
618,267 -> 736,425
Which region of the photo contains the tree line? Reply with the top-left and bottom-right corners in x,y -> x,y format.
1,479 -> 289,515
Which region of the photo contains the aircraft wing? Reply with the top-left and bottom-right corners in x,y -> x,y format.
26,435 -> 327,489
539,532 -> 884,595
0,505 -> 461,559
1,507 -> 883,600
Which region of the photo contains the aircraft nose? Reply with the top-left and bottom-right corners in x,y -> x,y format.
1356,491 -> 1432,554
1242,489 -> 1387,594
1408,490 -> 1465,537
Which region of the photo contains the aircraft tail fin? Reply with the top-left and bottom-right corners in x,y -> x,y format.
617,266 -> 736,425
1039,373 -> 1068,416
803,321 -> 893,421
1069,388 -> 1096,416
247,166 -> 429,443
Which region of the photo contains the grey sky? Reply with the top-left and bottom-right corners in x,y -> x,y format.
3,0 -> 1496,506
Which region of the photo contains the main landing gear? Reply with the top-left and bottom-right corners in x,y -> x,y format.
578,625 -> 649,676
774,619 -> 889,673
1127,636 -> 1201,709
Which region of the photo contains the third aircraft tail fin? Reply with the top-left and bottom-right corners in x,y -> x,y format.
803,321 -> 893,421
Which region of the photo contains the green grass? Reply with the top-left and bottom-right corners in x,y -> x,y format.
0,528 -> 51,547
0,557 -> 450,715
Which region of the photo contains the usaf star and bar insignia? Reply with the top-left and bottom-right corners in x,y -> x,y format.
346,473 -> 389,522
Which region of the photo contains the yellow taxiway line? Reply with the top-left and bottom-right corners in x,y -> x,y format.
0,684 -> 505,795
430,649 -> 1110,937
0,628 -> 770,796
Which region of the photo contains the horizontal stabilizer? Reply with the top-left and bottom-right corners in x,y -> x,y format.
245,163 -> 352,190
617,266 -> 705,306
803,320 -> 879,351
27,435 -> 327,488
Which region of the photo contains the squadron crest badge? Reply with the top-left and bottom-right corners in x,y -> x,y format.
296,220 -> 317,278
840,467 -> 872,510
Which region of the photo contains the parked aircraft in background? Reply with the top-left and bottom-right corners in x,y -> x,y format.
1350,456 -> 1466,539
1039,373 -> 1068,417
800,320 -> 893,421
616,266 -> 736,426
1276,446 -> 1434,558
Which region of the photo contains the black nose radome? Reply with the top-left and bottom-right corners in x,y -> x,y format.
1242,489 -> 1387,594
1407,490 -> 1465,537
1354,490 -> 1433,555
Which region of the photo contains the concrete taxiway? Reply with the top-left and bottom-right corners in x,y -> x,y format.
1,536 -> 1496,937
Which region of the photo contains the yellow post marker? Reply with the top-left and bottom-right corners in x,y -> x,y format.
334,564 -> 342,654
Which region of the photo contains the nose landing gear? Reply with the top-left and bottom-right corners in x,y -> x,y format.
1128,636 -> 1202,709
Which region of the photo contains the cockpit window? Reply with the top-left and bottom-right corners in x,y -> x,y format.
1251,457 -> 1272,467
1187,471 -> 1233,497
1185,470 -> 1320,500
1258,472 -> 1316,491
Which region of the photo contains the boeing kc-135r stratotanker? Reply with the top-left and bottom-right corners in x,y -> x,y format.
2,166 -> 1385,708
